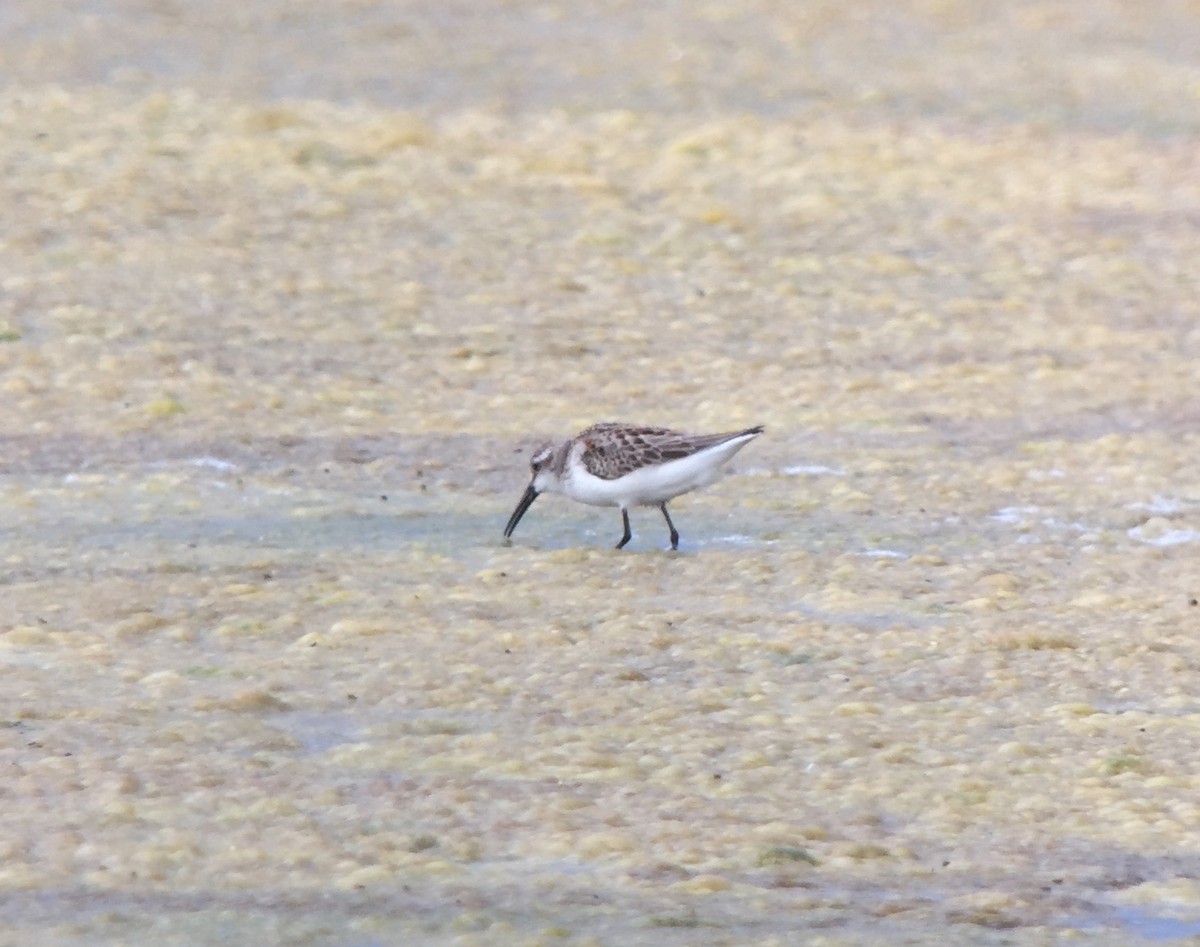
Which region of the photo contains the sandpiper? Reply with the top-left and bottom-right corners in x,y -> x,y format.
503,422 -> 764,550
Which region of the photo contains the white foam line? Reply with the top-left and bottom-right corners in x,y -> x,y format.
192,457 -> 238,471
742,465 -> 846,477
1127,496 -> 1186,515
781,465 -> 845,476
1128,526 -> 1200,547
990,506 -> 1040,524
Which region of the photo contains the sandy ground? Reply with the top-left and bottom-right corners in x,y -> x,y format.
2,2 -> 1200,944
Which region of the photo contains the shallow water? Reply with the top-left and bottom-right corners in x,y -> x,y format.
1114,909 -> 1200,942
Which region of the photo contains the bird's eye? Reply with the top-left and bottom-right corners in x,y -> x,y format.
531,459 -> 542,472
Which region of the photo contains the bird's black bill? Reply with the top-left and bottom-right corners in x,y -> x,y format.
503,485 -> 539,539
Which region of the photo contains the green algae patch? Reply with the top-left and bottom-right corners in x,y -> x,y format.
757,846 -> 820,867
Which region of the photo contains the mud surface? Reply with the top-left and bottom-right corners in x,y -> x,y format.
2,2 -> 1200,945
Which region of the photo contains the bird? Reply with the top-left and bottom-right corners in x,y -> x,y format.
503,422 -> 764,550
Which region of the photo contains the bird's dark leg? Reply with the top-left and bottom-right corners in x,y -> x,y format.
660,503 -> 680,551
615,508 -> 633,549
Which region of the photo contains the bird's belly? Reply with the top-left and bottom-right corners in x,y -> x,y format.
566,453 -> 725,508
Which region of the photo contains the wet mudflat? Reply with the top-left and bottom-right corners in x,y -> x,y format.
2,2 -> 1200,945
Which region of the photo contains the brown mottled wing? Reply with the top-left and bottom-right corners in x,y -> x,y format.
579,423 -> 761,480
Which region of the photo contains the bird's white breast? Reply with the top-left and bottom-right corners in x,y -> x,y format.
561,434 -> 756,509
